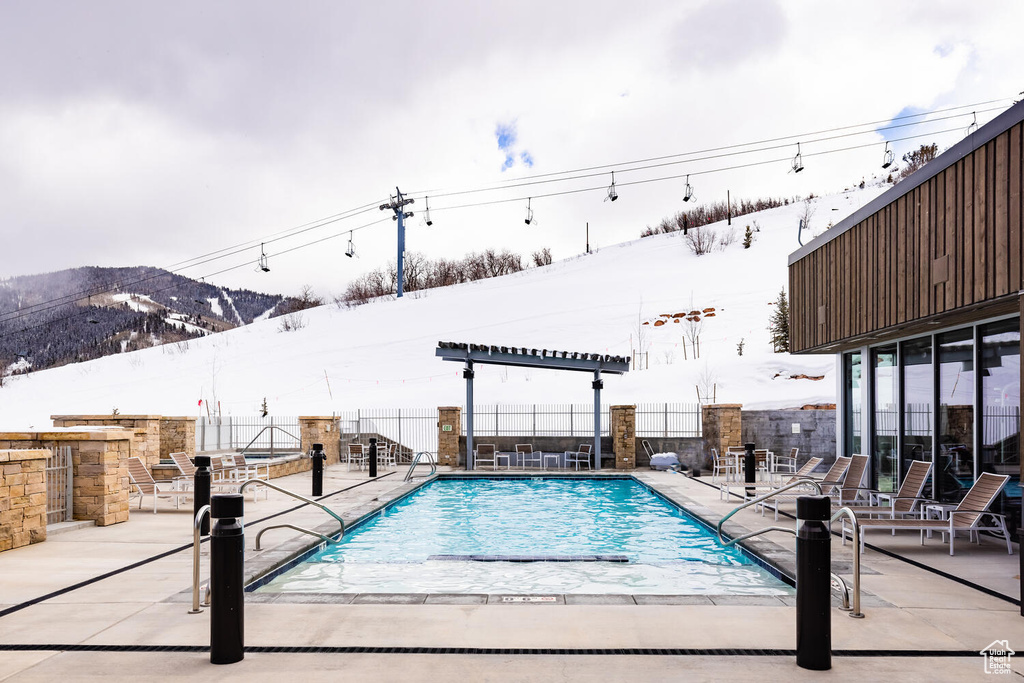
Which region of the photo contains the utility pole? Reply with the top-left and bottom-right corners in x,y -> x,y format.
727,190 -> 731,225
586,222 -> 590,254
379,187 -> 415,298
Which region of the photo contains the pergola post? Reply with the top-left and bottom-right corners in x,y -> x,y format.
464,361 -> 475,470
593,369 -> 603,471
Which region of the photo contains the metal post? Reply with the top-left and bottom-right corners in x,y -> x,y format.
593,369 -> 603,471
796,495 -> 832,671
310,443 -> 325,496
369,438 -> 378,478
465,362 -> 474,470
744,442 -> 756,499
1019,530 -> 1024,617
397,205 -> 406,297
210,493 -> 244,665
194,456 -> 212,535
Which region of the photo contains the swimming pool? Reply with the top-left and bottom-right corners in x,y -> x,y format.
253,477 -> 793,596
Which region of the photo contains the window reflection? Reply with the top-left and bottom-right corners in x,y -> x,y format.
844,352 -> 862,457
981,318 -> 1020,534
938,328 -> 974,503
873,346 -> 898,492
901,337 -> 933,498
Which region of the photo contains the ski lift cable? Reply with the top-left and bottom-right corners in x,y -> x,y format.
406,99 -> 1010,196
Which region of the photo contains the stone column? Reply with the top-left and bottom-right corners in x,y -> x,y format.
701,404 -> 743,469
0,449 -> 49,551
159,417 -> 196,459
299,417 -> 341,465
610,405 -> 636,469
51,414 -> 162,470
437,407 -> 461,467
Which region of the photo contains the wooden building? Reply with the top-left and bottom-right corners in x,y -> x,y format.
788,100 -> 1023,535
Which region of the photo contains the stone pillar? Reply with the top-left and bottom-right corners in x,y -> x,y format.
52,415 -> 162,470
159,417 -> 196,459
611,405 -> 636,470
0,431 -> 132,527
437,407 -> 461,468
300,417 -> 341,465
0,449 -> 49,551
701,404 -> 743,468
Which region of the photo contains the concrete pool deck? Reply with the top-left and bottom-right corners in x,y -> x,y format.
0,466 -> 1020,681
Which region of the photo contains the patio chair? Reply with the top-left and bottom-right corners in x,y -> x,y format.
839,460 -> 932,524
516,444 -> 541,469
720,457 -> 823,500
761,456 -> 852,519
842,472 -> 1012,555
474,444 -> 498,470
169,452 -> 262,500
565,444 -> 592,471
126,456 -> 191,513
347,444 -> 368,471
376,442 -> 396,471
772,448 -> 799,476
711,448 -> 737,483
823,454 -> 870,505
229,453 -> 270,482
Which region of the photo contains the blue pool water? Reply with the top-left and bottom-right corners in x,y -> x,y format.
254,477 -> 793,595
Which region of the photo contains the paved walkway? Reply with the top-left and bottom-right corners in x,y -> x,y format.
0,466 -> 1020,681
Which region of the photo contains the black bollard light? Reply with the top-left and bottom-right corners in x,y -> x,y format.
194,455 -> 212,535
744,442 -> 757,499
210,493 -> 245,665
368,437 -> 378,478
310,442 -> 326,497
796,494 -> 832,671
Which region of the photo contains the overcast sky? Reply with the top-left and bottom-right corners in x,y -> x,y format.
1,1 -> 1022,298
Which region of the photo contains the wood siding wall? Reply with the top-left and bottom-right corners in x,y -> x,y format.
790,121 -> 1024,353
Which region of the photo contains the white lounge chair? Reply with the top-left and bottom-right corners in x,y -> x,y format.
127,456 -> 191,513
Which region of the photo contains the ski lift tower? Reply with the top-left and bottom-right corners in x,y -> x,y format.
380,188 -> 415,298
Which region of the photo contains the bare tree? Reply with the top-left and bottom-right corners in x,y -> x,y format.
684,227 -> 717,256
532,247 -> 553,266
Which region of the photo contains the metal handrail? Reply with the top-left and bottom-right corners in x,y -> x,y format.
715,478 -> 823,546
189,505 -> 211,614
830,506 -> 864,618
239,425 -> 301,457
238,479 -> 345,549
404,451 -> 437,482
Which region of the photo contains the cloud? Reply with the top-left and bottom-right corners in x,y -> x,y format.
494,120 -> 534,172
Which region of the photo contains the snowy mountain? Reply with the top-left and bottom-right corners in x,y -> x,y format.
0,187 -> 886,429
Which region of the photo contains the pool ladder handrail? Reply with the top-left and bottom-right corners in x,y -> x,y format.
404,451 -> 437,482
715,478 -> 863,618
239,478 -> 346,550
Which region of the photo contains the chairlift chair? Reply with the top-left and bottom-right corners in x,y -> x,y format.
964,111 -> 978,137
683,174 -> 694,202
605,172 -> 618,202
791,143 -> 804,173
258,243 -> 270,272
345,231 -> 356,258
882,142 -> 895,169
524,197 -> 535,225
423,197 -> 433,226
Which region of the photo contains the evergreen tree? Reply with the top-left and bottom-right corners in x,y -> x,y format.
769,287 -> 790,353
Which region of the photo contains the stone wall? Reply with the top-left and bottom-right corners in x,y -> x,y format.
437,407 -> 461,467
700,404 -> 742,468
638,437 -> 705,469
610,405 -> 636,469
742,408 -> 837,466
159,417 -> 196,459
0,430 -> 132,527
299,417 -> 341,465
0,449 -> 48,551
51,415 -> 162,470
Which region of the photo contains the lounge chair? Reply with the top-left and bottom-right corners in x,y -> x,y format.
169,451 -> 262,500
823,454 -> 871,505
839,460 -> 932,522
474,444 -> 498,470
516,444 -> 541,469
760,456 -> 852,519
841,472 -> 1013,555
126,456 -> 192,513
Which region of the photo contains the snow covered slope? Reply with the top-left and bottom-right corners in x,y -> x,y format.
0,188 -> 884,428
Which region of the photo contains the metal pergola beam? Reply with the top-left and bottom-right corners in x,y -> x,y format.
436,342 -> 629,471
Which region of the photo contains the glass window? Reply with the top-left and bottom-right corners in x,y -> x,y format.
872,346 -> 898,492
980,318 -> 1020,534
843,352 -> 862,457
937,328 -> 975,503
901,336 -> 933,498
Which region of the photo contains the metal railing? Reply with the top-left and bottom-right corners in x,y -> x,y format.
190,505 -> 212,614
197,415 -> 302,452
239,425 -> 301,458
715,478 -> 864,617
339,408 -> 439,464
404,451 -> 437,482
45,445 -> 73,524
237,479 -> 345,550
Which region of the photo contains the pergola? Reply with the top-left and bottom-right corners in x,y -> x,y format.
435,342 -> 630,470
